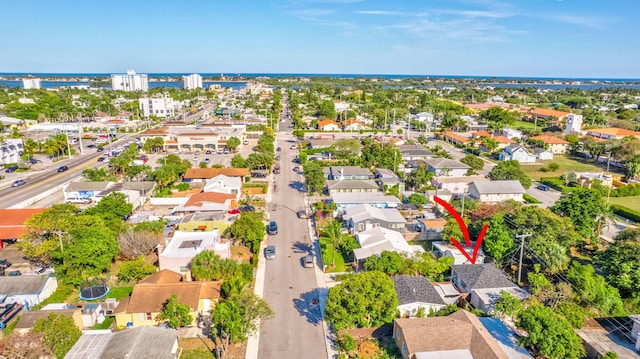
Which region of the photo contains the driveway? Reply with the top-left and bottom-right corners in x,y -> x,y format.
526,183 -> 562,208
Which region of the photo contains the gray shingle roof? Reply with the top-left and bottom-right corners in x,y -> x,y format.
451,264 -> 517,290
326,179 -> 380,190
100,326 -> 178,359
0,275 -> 50,295
393,275 -> 446,306
65,181 -> 112,192
426,158 -> 470,169
343,204 -> 407,224
470,180 -> 526,194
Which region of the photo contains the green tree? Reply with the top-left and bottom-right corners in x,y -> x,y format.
226,136 -> 241,152
33,313 -> 82,359
56,225 -> 119,284
82,167 -> 110,181
481,107 -> 515,131
405,164 -> 434,192
460,154 -> 484,175
142,137 -> 164,153
552,187 -> 611,241
231,154 -> 247,168
18,203 -> 79,263
157,295 -> 194,328
595,228 -> 640,297
191,251 -> 238,281
516,305 -> 585,359
363,251 -> 403,274
84,192 -> 133,232
117,256 -> 157,284
229,212 -> 266,254
494,290 -> 523,321
330,139 -> 362,159
318,99 -> 337,119
210,292 -> 273,344
407,193 -> 427,206
488,160 -> 532,188
481,214 -> 514,265
325,271 -> 399,330
556,301 -> 587,329
566,261 -> 624,315
303,160 -> 326,195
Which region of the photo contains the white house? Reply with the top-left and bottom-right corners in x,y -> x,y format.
111,69 -> 148,92
431,175 -> 488,196
354,227 -> 423,264
202,174 -> 241,199
532,148 -> 554,161
159,229 -> 230,275
501,128 -> 522,140
499,144 -> 537,163
468,180 -> 526,203
22,78 -> 41,89
333,100 -> 350,112
410,112 -> 435,123
425,158 -> 470,177
318,119 -> 341,131
432,241 -> 486,265
565,113 -> 583,135
0,275 -> 58,309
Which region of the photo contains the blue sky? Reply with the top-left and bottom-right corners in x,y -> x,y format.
0,0 -> 638,78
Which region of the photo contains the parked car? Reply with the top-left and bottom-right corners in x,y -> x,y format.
293,166 -> 300,172
243,140 -> 249,145
267,221 -> 278,235
303,254 -> 314,268
276,147 -> 282,152
0,259 -> 11,268
264,245 -> 276,260
251,172 -> 266,178
28,158 -> 40,164
5,166 -> 18,173
97,147 -> 104,152
11,179 -> 26,187
57,165 -> 69,172
297,210 -> 309,219
239,205 -> 255,212
228,208 -> 241,215
205,150 -> 213,155
7,270 -> 21,276
537,185 -> 550,191
66,197 -> 92,204
275,155 -> 281,161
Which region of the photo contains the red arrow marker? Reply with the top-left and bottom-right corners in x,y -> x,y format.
433,195 -> 488,264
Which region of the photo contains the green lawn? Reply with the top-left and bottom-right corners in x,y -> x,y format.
319,240 -> 348,272
608,196 -> 640,212
106,286 -> 133,300
520,155 -> 611,180
512,120 -> 537,130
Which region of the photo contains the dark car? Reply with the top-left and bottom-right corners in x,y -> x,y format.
28,158 -> 40,164
297,210 -> 309,219
57,165 -> 69,172
239,205 -> 256,212
97,157 -> 106,162
97,147 -> 104,152
251,172 -> 266,178
0,259 -> 11,268
5,165 -> 18,173
267,221 -> 278,235
7,270 -> 21,276
276,147 -> 282,152
537,185 -> 550,191
87,144 -> 96,148
11,179 -> 26,187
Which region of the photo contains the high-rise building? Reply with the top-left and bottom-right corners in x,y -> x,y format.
22,78 -> 41,89
565,113 -> 583,135
183,74 -> 203,89
111,69 -> 149,92
139,94 -> 177,118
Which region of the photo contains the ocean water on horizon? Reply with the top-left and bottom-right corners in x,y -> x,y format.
0,80 -> 247,90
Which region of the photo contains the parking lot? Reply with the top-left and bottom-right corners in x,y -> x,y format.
0,244 -> 46,277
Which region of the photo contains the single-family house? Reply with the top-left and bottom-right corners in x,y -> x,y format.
575,172 -> 613,188
585,127 -> 640,140
202,174 -> 242,198
323,166 -> 373,180
410,112 -> 435,123
499,145 -> 536,163
529,135 -> 569,154
183,168 -> 250,183
393,310 -> 509,359
342,204 -> 407,234
425,190 -> 453,209
159,229 -> 230,275
114,270 -> 220,328
331,192 -> 402,212
354,227 -> 423,264
441,132 -> 470,146
398,144 -> 435,162
532,147 -> 554,161
0,275 -> 58,309
172,192 -> 237,214
425,158 -> 470,177
65,326 -> 179,359
325,179 -> 380,194
318,119 -> 341,131
333,100 -> 350,113
432,241 -> 486,265
478,317 -> 534,358
0,208 -> 46,247
374,168 -> 402,189
530,108 -> 570,124
451,264 -> 529,313
307,138 -> 335,149
468,180 -> 526,203
502,128 -> 523,140
13,307 -> 83,334
393,275 -> 447,317
342,118 -> 367,131
431,176 -> 488,196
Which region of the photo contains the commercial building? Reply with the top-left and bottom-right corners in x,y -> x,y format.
22,78 -> 41,89
183,74 -> 203,89
111,69 -> 148,92
138,94 -> 178,118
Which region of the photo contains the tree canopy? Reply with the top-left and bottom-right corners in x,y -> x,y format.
488,160 -> 532,188
516,305 -> 585,359
595,228 -> 640,297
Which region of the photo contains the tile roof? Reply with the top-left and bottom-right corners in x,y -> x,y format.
0,208 -> 46,240
451,263 -> 518,290
443,132 -> 470,143
184,192 -> 237,207
123,281 -> 221,313
139,269 -> 183,284
530,135 -> 570,145
395,310 -> 508,358
492,135 -> 514,144
184,167 -> 249,179
318,119 -> 340,127
392,275 -> 446,306
139,126 -> 169,136
587,127 -> 640,137
471,131 -> 493,138
531,108 -> 570,118
470,180 -> 526,195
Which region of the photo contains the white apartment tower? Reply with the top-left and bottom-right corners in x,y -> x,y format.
139,94 -> 177,118
565,113 -> 583,135
22,78 -> 41,89
111,69 -> 149,92
183,74 -> 203,89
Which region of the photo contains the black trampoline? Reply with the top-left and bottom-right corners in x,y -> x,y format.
79,278 -> 110,301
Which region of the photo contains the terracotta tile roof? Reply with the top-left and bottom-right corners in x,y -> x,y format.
176,132 -> 220,137
184,168 -> 249,179
318,119 -> 340,128
395,310 -> 508,358
139,269 -> 183,284
443,132 -> 470,143
492,135 -> 514,144
184,192 -> 237,207
471,131 -> 492,138
531,108 -> 570,118
165,139 -> 178,144
124,281 -> 221,313
0,208 -> 47,240
530,135 -> 570,144
587,127 -> 640,137
139,126 -> 169,136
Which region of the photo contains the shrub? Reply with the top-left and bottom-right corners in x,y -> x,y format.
523,194 -> 542,204
611,204 -> 640,223
338,333 -> 356,352
610,183 -> 640,197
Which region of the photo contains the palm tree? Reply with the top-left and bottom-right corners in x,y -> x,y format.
319,219 -> 349,266
23,138 -> 39,160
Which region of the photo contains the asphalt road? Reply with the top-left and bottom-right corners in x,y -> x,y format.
257,104 -> 328,358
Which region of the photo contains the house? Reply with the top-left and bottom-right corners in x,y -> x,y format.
331,192 -> 402,212
398,144 -> 435,162
479,317 -> 534,358
0,139 -> 23,166
432,241 -> 486,265
114,270 -> 220,328
576,318 -> 640,359
63,181 -> 113,201
323,166 -> 373,180
532,147 -> 554,161
393,310 -> 509,359
585,127 -> 640,140
425,158 -> 470,177
392,275 -> 447,317
565,113 -> 583,135
374,168 -> 402,189
65,326 -> 179,359
441,131 -> 470,146
529,135 -> 569,154
172,192 -> 237,214
183,168 -> 250,182
14,308 -> 83,334
159,229 -> 230,275
0,275 -> 58,309
575,172 -> 614,188
333,100 -> 350,113
354,227 -> 423,264
0,208 -> 46,247
343,118 -> 367,131
431,176 -> 488,196
307,138 -> 335,149
499,145 -> 536,163
318,119 -> 341,131
530,108 -> 570,123
325,179 -> 380,194
451,264 -> 529,313
202,174 -> 241,198
468,180 -> 526,203
342,204 -> 407,234
502,128 -> 523,140
410,112 -> 435,123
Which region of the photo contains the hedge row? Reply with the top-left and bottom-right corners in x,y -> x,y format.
611,204 -> 640,223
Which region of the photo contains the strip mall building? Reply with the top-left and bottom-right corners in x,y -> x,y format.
139,124 -> 250,152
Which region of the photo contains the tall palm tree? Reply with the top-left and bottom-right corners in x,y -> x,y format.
319,219 -> 349,266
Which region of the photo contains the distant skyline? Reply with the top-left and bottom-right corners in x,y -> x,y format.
1,0 -> 638,78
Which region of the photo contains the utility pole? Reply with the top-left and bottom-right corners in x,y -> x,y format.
516,233 -> 533,284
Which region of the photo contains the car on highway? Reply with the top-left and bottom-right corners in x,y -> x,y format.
11,179 -> 26,187
303,254 -> 314,268
239,205 -> 255,212
267,221 -> 278,235
265,245 -> 276,260
97,157 -> 106,162
536,185 -> 550,191
57,165 -> 69,172
97,147 -> 104,152
5,165 -> 18,173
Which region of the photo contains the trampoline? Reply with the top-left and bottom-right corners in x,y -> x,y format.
79,278 -> 110,301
